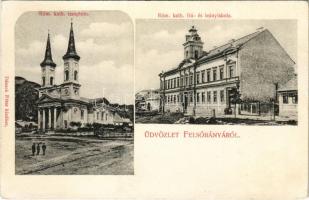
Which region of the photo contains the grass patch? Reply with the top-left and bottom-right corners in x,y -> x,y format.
136,112 -> 184,124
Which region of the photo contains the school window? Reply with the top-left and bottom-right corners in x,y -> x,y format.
219,66 -> 224,80
196,93 -> 200,103
196,72 -> 200,84
42,77 -> 45,86
50,77 -> 54,85
201,70 -> 205,83
174,78 -> 176,88
194,50 -> 199,59
207,91 -> 211,103
213,67 -> 217,81
180,77 -> 183,86
190,93 -> 193,103
177,95 -> 179,102
65,70 -> 69,81
283,94 -> 288,104
207,70 -> 211,82
185,76 -> 188,86
189,75 -> 193,85
202,92 -> 205,103
174,95 -> 176,103
292,95 -> 298,104
177,77 -> 180,87
229,65 -> 235,78
220,90 -> 225,102
213,91 -> 217,103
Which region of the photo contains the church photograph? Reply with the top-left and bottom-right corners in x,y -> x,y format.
135,19 -> 297,125
15,11 -> 134,175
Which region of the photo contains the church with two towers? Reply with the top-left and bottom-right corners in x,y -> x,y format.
37,22 -> 130,132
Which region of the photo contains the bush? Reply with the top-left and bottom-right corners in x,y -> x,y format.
70,121 -> 82,127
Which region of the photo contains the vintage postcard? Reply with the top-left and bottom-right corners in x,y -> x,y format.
0,1 -> 308,200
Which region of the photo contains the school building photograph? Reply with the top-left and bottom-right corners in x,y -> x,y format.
135,20 -> 297,125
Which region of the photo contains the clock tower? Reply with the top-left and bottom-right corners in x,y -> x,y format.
61,21 -> 81,99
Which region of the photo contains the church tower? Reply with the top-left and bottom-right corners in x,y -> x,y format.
40,31 -> 56,87
62,21 -> 81,99
183,26 -> 204,60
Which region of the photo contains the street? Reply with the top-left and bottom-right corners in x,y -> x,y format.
15,135 -> 134,175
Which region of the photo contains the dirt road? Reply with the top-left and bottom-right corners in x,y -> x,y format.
16,135 -> 134,175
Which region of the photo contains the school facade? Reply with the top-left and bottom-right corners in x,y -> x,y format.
36,22 -> 130,132
159,26 -> 296,118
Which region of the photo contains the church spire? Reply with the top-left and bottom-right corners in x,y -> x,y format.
63,21 -> 80,60
40,31 -> 56,67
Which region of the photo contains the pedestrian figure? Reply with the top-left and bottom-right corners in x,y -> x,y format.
42,143 -> 46,156
36,143 -> 41,155
31,143 -> 36,156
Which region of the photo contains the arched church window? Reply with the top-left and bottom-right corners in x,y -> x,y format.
74,71 -> 78,81
65,70 -> 69,81
42,77 -> 45,86
50,77 -> 53,85
81,110 -> 84,120
185,51 -> 188,58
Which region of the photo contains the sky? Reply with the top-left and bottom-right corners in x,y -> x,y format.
135,19 -> 297,92
15,11 -> 134,104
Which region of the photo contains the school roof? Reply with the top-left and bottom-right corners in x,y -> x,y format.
161,29 -> 266,76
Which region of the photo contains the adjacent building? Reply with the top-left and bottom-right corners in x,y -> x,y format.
36,22 -> 131,132
159,26 -> 296,118
278,75 -> 298,119
135,89 -> 160,111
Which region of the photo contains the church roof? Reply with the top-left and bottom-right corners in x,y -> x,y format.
40,32 -> 56,68
63,22 -> 80,60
